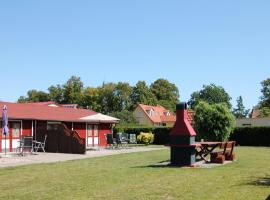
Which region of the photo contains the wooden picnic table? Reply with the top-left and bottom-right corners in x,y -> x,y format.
195,141 -> 222,162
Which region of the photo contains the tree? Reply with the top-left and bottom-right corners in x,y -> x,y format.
62,76 -> 84,104
113,82 -> 133,111
81,87 -> 102,112
48,84 -> 64,103
18,96 -> 27,103
111,110 -> 137,125
188,84 -> 232,110
150,78 -> 180,111
17,89 -> 50,103
130,81 -> 157,109
259,78 -> 270,108
258,107 -> 270,118
99,83 -> 117,114
194,101 -> 235,141
233,96 -> 249,118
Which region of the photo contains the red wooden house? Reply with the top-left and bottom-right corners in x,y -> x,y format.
0,102 -> 119,153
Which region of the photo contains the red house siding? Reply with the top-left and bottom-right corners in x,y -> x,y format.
98,124 -> 112,146
0,120 -> 114,153
62,122 -> 72,130
73,123 -> 86,139
22,120 -> 32,136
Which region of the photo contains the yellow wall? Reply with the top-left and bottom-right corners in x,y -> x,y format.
133,107 -> 154,126
165,121 -> 175,127
133,106 -> 175,127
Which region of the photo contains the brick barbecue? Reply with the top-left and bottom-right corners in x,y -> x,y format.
169,102 -> 197,166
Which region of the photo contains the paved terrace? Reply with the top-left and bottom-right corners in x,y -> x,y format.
0,146 -> 166,168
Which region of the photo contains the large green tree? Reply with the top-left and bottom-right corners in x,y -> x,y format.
99,83 -> 117,114
258,107 -> 270,118
130,81 -> 157,109
233,96 -> 249,118
113,82 -> 133,111
194,101 -> 235,141
81,87 -> 102,112
188,84 -> 232,110
259,78 -> 270,108
62,76 -> 84,104
48,84 -> 64,103
18,90 -> 50,103
111,110 -> 137,125
150,78 -> 179,111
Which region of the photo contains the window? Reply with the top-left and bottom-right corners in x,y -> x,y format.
12,123 -> 20,137
242,124 -> 252,126
94,125 -> 98,137
87,125 -> 93,137
47,121 -> 61,130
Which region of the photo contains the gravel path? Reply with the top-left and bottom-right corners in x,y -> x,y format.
0,146 -> 166,168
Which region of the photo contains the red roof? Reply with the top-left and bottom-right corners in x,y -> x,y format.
0,102 -> 118,123
26,101 -> 58,106
160,115 -> 176,122
138,104 -> 194,125
138,104 -> 176,123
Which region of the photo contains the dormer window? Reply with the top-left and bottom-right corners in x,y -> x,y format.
148,108 -> 154,116
164,111 -> 170,116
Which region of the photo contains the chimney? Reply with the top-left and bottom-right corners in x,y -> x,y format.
169,102 -> 197,166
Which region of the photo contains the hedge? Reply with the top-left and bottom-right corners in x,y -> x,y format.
229,126 -> 270,146
114,126 -> 270,146
114,127 -> 171,144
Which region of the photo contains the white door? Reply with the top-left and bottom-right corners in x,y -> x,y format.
87,125 -> 99,147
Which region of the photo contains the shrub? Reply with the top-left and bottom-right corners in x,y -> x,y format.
114,126 -> 171,144
153,128 -> 171,144
194,101 -> 235,141
137,132 -> 154,145
230,126 -> 270,146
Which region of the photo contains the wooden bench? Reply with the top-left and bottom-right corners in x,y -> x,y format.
210,141 -> 236,163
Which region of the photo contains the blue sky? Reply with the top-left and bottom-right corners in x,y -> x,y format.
0,1 -> 269,109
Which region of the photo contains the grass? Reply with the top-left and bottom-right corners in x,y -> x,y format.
0,147 -> 269,200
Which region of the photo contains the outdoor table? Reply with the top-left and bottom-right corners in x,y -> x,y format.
195,142 -> 222,162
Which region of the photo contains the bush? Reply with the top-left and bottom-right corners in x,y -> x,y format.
153,128 -> 171,144
230,126 -> 270,146
137,132 -> 154,145
194,101 -> 235,141
114,126 -> 171,145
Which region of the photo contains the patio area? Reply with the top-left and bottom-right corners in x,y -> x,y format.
0,146 -> 166,168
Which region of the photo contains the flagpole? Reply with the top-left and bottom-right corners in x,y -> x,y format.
4,134 -> 6,156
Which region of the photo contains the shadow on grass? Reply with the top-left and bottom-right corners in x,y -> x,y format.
131,160 -> 176,168
131,158 -> 207,169
247,175 -> 270,187
131,160 -> 205,169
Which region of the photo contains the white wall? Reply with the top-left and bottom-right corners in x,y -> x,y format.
236,118 -> 270,127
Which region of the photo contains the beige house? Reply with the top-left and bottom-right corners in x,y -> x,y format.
133,104 -> 176,127
236,118 -> 270,127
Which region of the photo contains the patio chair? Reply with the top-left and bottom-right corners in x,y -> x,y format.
116,133 -> 128,148
33,134 -> 47,153
105,134 -> 116,149
17,136 -> 34,156
128,134 -> 137,144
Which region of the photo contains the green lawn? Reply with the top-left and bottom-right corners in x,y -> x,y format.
0,147 -> 269,200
